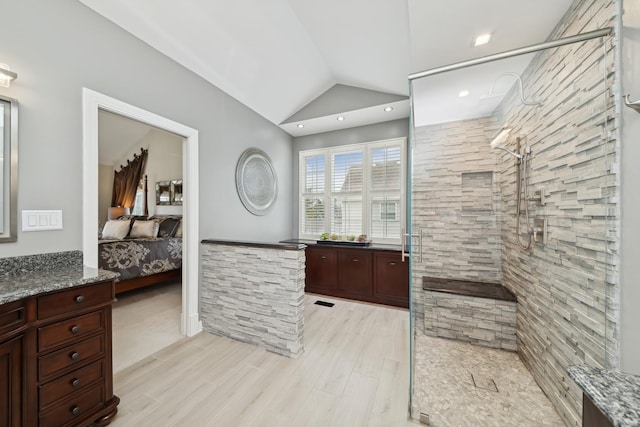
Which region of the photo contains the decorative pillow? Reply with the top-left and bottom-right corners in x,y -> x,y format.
129,220 -> 159,238
158,217 -> 181,238
174,219 -> 183,238
101,220 -> 131,240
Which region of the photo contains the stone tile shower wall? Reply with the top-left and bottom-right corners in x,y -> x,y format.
493,0 -> 617,425
411,117 -> 502,333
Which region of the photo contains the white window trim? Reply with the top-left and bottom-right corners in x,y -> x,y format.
299,137 -> 406,244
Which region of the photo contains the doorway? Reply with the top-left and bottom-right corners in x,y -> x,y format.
81,88 -> 201,338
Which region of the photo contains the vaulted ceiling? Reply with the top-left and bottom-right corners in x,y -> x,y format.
79,0 -> 574,135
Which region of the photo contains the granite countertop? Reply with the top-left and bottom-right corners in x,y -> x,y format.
201,238 -> 306,251
280,238 -> 402,252
0,250 -> 118,305
568,365 -> 640,427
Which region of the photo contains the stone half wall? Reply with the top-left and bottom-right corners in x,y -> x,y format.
494,0 -> 618,425
201,243 -> 305,358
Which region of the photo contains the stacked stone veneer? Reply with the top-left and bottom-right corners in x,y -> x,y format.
411,117 -> 501,333
493,0 -> 618,425
424,291 -> 517,351
201,243 -> 305,358
411,1 -> 619,426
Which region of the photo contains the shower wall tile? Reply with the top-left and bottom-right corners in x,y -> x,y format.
411,116 -> 502,333
494,0 -> 617,425
412,1 -> 618,426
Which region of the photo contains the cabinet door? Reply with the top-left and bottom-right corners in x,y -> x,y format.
305,247 -> 338,292
338,249 -> 372,298
0,335 -> 23,427
373,252 -> 409,308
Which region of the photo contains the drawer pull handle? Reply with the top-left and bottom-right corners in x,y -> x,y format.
70,352 -> 80,361
75,295 -> 85,303
71,378 -> 80,388
389,262 -> 396,266
320,256 -> 327,259
71,406 -> 80,416
70,325 -> 80,334
352,259 -> 359,262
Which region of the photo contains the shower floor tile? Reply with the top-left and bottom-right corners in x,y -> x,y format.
412,333 -> 565,427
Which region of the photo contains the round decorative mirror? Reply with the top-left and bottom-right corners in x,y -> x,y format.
235,148 -> 277,216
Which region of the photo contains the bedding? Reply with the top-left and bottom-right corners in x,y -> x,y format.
98,236 -> 182,282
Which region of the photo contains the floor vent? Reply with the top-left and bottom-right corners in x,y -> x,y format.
314,300 -> 335,307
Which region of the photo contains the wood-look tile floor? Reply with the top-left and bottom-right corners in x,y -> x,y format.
112,280 -> 183,373
111,293 -> 415,427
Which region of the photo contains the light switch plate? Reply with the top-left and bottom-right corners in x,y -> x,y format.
22,210 -> 63,232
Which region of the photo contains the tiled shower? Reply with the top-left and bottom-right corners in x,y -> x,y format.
409,0 -> 618,425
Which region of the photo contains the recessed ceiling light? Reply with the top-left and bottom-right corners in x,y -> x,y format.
474,33 -> 491,47
297,124 -> 304,128
384,106 -> 394,112
337,116 -> 345,121
458,90 -> 470,97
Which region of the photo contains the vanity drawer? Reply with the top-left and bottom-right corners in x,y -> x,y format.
0,299 -> 26,336
39,360 -> 104,410
37,281 -> 113,320
38,310 -> 104,352
39,382 -> 105,427
38,334 -> 104,381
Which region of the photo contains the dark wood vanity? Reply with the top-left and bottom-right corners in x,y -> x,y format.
0,279 -> 119,426
305,244 -> 409,308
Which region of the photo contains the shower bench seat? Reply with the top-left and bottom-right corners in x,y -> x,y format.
422,277 -> 517,351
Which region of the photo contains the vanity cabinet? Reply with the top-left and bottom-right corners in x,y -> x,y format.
0,280 -> 119,426
337,249 -> 372,298
0,335 -> 24,427
305,246 -> 338,293
305,245 -> 408,308
373,251 -> 409,307
0,299 -> 26,427
582,394 -> 613,427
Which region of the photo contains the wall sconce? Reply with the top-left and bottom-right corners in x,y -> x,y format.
0,64 -> 17,88
108,206 -> 130,220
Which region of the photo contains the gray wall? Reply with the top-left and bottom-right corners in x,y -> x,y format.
0,0 -> 293,258
620,0 -> 640,375
291,118 -> 409,237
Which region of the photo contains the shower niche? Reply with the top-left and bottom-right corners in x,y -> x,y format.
461,171 -> 494,213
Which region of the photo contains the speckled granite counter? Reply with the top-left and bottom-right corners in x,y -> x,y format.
0,250 -> 118,305
568,365 -> 640,427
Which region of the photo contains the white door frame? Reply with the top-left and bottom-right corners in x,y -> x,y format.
82,88 -> 202,337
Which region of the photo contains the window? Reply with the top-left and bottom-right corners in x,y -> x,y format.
380,202 -> 397,221
299,138 -> 406,244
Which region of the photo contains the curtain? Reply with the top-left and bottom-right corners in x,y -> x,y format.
111,148 -> 148,211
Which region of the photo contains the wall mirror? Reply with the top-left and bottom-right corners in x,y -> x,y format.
0,95 -> 18,243
156,180 -> 172,206
171,179 -> 183,205
156,179 -> 182,206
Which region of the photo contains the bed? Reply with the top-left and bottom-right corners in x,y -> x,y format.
98,216 -> 183,295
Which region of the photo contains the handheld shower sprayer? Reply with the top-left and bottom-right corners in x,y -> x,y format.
490,127 -> 533,250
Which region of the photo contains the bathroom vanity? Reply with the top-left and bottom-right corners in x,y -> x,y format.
299,241 -> 409,308
568,365 -> 640,427
0,251 -> 119,426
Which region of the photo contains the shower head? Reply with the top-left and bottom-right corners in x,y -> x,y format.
490,126 -> 522,159
490,126 -> 512,148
